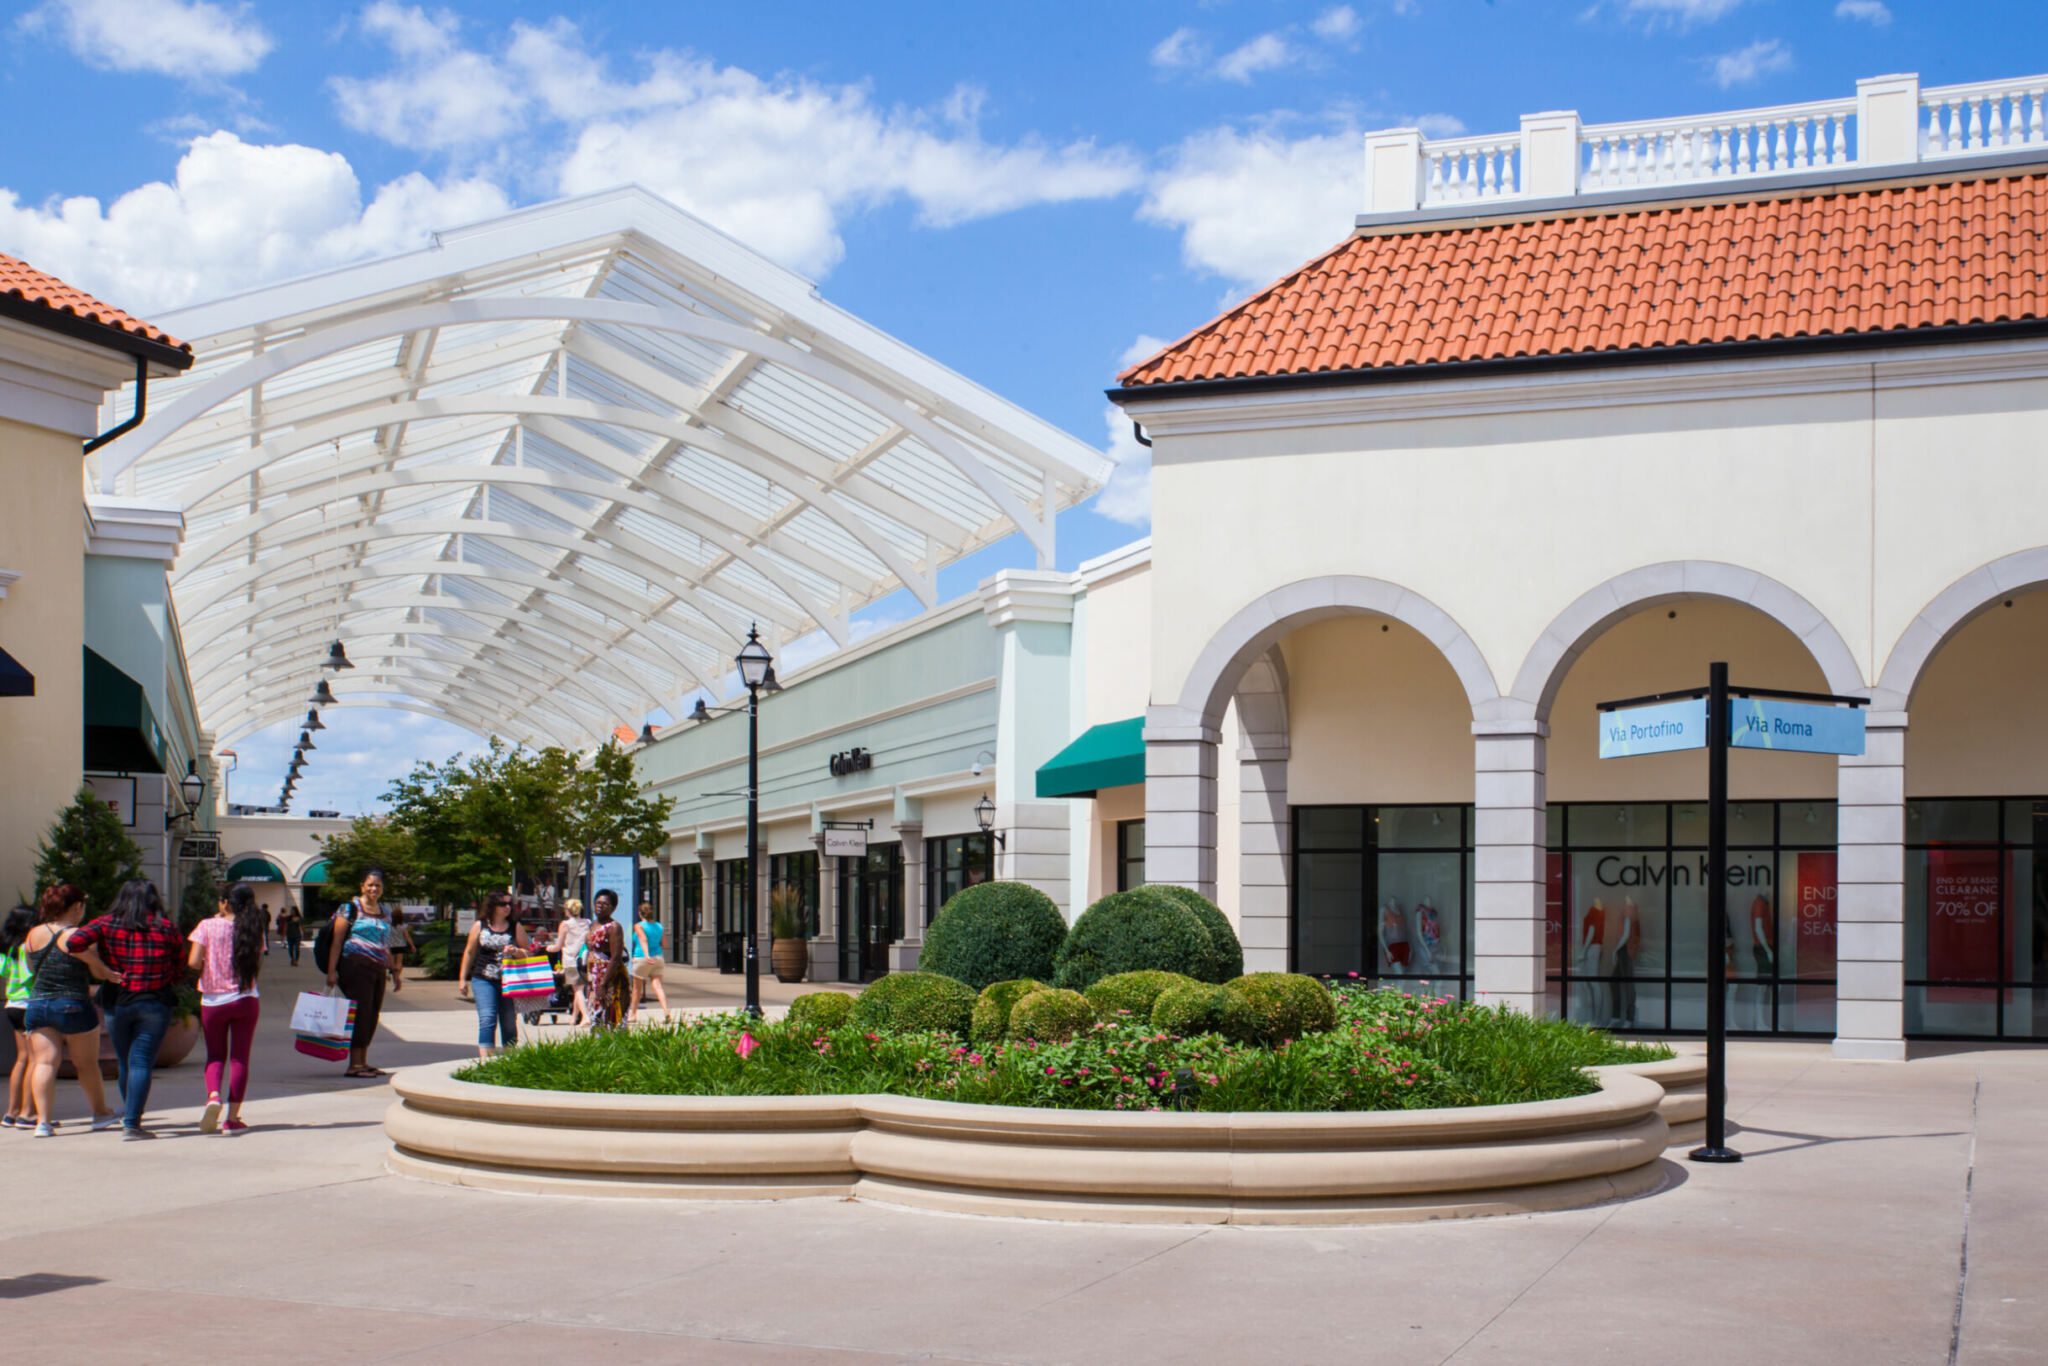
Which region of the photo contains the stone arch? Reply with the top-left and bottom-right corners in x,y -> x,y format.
1233,646 -> 1290,754
1509,561 -> 1866,721
1873,546 -> 2048,711
1170,575 -> 1501,733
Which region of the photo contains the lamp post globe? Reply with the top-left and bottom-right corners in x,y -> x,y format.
179,759 -> 205,809
736,625 -> 772,691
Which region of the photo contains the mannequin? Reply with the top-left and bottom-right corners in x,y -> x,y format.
1610,896 -> 1640,1028
1414,899 -> 1443,975
1577,898 -> 1607,1023
1748,894 -> 1776,1031
1380,899 -> 1411,975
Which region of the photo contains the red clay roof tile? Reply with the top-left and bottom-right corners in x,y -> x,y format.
0,252 -> 189,354
1120,170 -> 2048,388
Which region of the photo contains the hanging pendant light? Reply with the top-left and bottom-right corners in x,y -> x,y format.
304,709 -> 326,732
637,723 -> 657,746
298,730 -> 317,751
322,639 -> 355,671
309,679 -> 338,706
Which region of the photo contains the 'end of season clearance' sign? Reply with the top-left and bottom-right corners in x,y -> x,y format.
1600,698 -> 1865,758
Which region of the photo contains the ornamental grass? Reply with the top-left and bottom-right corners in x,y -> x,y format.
461,986 -> 1672,1114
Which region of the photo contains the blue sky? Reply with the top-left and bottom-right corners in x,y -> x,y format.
5,0 -> 2040,812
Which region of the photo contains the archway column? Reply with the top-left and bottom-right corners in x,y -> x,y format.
1144,709 -> 1219,902
1473,720 -> 1549,1015
1834,712 -> 1908,1061
1237,740 -> 1291,973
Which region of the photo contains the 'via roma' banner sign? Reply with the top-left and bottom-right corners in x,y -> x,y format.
1600,698 -> 1866,759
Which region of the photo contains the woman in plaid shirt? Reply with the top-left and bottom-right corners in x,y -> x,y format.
67,880 -> 187,1139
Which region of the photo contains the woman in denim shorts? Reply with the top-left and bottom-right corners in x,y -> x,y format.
22,884 -> 121,1138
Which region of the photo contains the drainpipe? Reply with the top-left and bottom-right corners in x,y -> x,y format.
83,354 -> 148,456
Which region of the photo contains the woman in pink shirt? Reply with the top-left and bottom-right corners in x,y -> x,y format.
186,883 -> 267,1135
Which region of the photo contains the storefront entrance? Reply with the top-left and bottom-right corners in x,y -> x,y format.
838,843 -> 902,984
1292,805 -> 1473,997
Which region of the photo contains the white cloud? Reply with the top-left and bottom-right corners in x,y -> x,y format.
1150,26 -> 1207,70
0,131 -> 509,315
1141,121 -> 1363,289
1623,0 -> 1744,26
1834,0 -> 1891,24
20,0 -> 272,79
329,12 -> 1141,279
1414,113 -> 1467,138
1215,33 -> 1297,84
1093,334 -> 1168,528
1710,38 -> 1792,89
1311,6 -> 1363,41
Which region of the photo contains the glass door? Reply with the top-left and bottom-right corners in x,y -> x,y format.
837,843 -> 901,983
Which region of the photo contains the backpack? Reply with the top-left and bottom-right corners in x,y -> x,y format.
311,903 -> 358,973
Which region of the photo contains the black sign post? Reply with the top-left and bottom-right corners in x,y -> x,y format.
1598,661 -> 1867,1165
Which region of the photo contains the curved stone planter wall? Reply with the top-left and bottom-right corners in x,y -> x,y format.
386,1061 -> 1681,1225
1600,1054 -> 1708,1147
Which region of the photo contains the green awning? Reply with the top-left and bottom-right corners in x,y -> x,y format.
300,859 -> 330,885
83,647 -> 164,774
1036,716 -> 1145,799
227,857 -> 285,883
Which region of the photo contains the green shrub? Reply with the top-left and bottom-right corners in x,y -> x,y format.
970,977 -> 1047,1043
787,991 -> 856,1034
917,881 -> 1068,989
1083,970 -> 1200,1021
1151,981 -> 1256,1040
1227,973 -> 1337,1045
1139,885 -> 1243,983
848,971 -> 977,1036
1008,988 -> 1096,1043
1052,890 -> 1213,992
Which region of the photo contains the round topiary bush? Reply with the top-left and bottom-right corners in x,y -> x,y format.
917,881 -> 1069,989
785,991 -> 855,1035
1150,980 -> 1258,1040
1142,884 -> 1244,983
1052,889 -> 1213,992
848,971 -> 978,1037
1083,969 -> 1201,1021
1226,972 -> 1337,1045
969,978 -> 1047,1043
1008,987 -> 1096,1043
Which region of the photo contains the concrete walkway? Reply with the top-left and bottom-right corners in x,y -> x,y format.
3,953 -> 2042,1364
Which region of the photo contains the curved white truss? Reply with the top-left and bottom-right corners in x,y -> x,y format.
90,187 -> 1109,755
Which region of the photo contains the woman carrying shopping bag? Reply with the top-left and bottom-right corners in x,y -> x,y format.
456,892 -> 529,1060
187,883 -> 267,1134
325,868 -> 396,1079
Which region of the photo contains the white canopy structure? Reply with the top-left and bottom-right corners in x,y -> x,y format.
90,187 -> 1109,750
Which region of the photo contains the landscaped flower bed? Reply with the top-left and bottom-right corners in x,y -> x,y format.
459,984 -> 1670,1113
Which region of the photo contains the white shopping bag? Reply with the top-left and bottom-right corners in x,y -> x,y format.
290,990 -> 351,1035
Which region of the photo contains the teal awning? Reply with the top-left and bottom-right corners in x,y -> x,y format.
1036,716 -> 1145,799
83,647 -> 164,774
300,859 -> 330,886
227,857 -> 285,883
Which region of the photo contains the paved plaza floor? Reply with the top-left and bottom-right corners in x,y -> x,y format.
3,953 -> 2043,1364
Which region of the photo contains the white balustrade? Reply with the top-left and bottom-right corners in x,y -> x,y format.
1425,137 -> 1520,204
1392,70 -> 2048,214
1921,78 -> 2048,158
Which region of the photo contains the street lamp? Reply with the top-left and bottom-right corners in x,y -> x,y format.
737,626 -> 772,1017
179,758 -> 206,809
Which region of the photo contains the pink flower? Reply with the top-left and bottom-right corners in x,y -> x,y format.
735,1032 -> 759,1061
1076,1067 -> 1090,1076
968,1053 -> 983,1066
1045,1065 -> 1057,1075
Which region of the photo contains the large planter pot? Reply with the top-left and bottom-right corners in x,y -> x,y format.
770,936 -> 809,984
385,1061 -> 1675,1225
156,1016 -> 201,1069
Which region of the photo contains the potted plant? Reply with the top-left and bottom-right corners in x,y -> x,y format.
156,982 -> 202,1068
769,885 -> 809,984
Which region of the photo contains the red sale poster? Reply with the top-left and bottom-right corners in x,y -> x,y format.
1794,852 -> 1836,979
1925,849 -> 2006,1000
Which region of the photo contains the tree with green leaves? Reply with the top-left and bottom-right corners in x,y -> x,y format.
177,859 -> 221,932
316,816 -> 427,904
564,739 -> 674,877
34,784 -> 147,915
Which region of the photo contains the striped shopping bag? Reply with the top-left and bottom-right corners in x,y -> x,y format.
293,1001 -> 357,1062
499,954 -> 555,1004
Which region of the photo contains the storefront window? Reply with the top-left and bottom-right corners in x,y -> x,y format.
925,833 -> 992,924
1549,801 -> 1837,1037
1291,806 -> 1470,995
716,859 -> 749,935
669,863 -> 701,962
770,851 -> 819,936
1117,820 -> 1146,891
1905,798 -> 2046,1039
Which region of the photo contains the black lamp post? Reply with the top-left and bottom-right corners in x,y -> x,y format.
736,625 -> 773,1018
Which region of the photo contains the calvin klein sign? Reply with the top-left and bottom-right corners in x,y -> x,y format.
828,747 -> 873,777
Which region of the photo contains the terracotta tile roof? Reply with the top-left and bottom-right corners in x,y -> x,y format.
0,251 -> 189,355
1119,169 -> 2048,389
